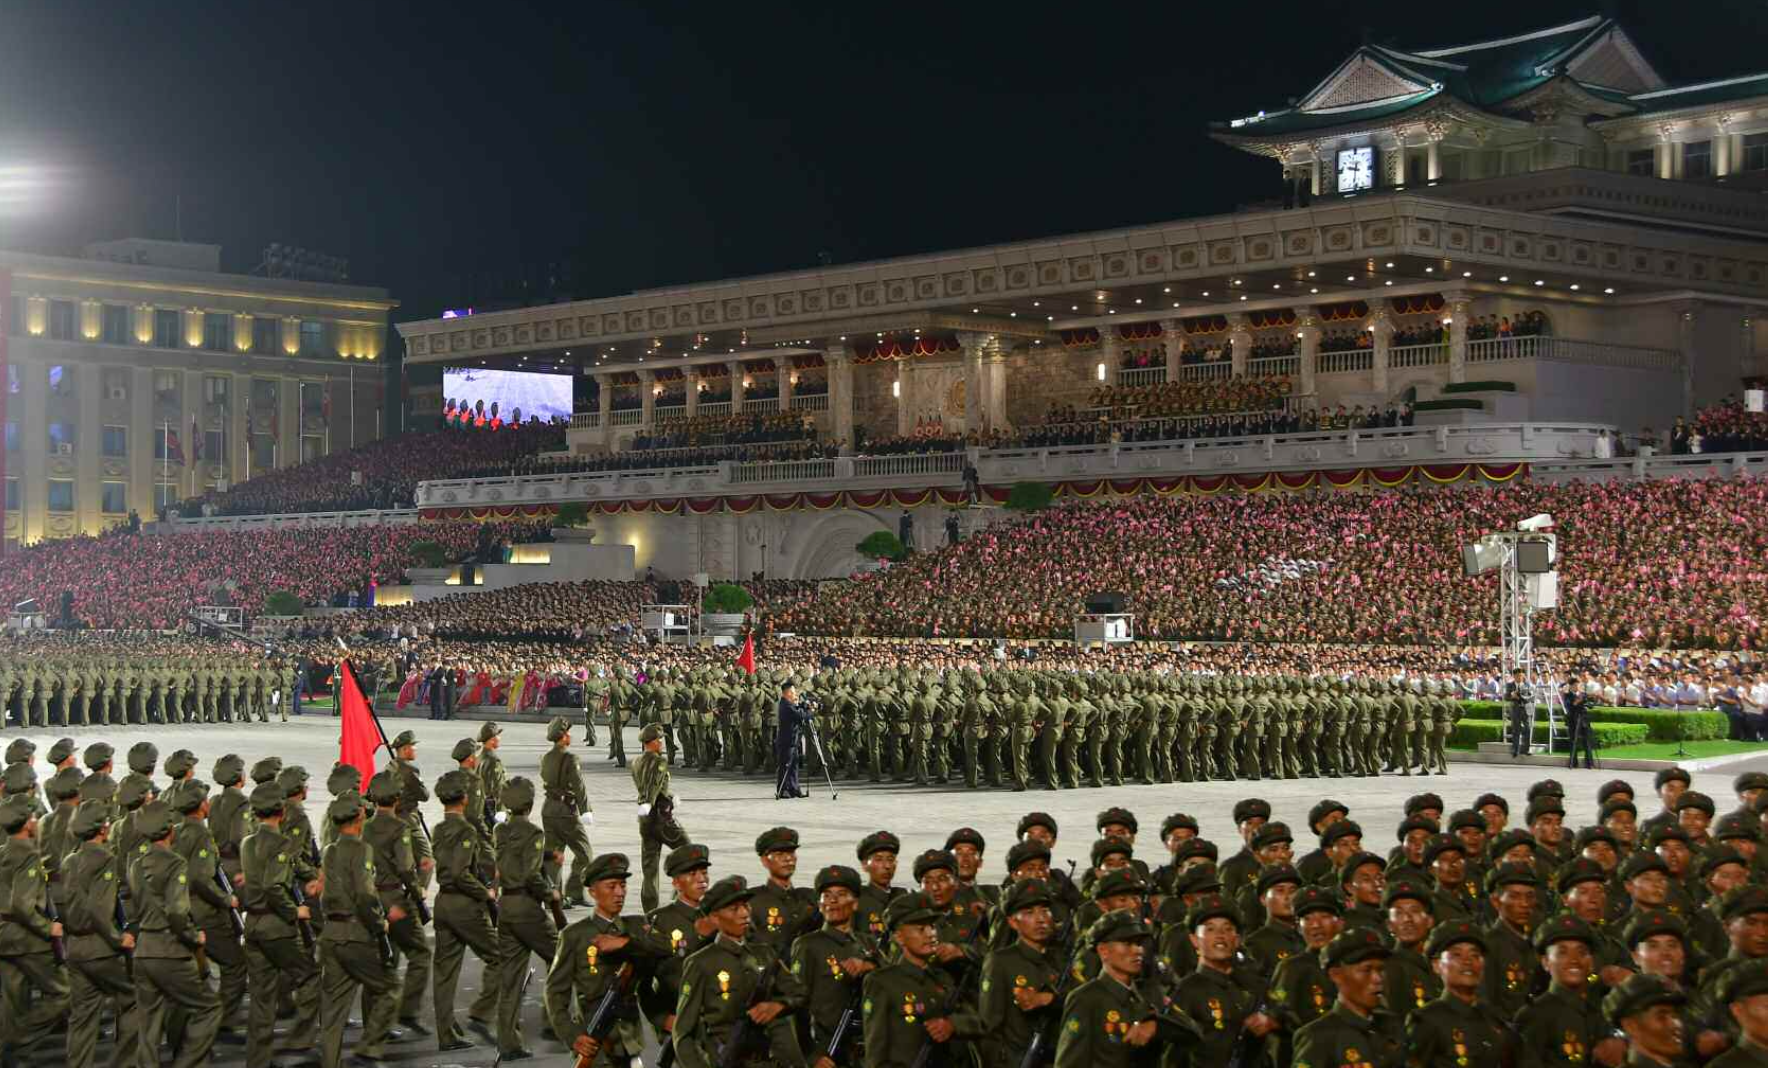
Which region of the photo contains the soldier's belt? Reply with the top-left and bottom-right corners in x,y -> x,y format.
325,913 -> 356,922
245,907 -> 276,916
375,882 -> 406,892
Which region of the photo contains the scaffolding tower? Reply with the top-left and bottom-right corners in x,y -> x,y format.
1491,532 -> 1563,753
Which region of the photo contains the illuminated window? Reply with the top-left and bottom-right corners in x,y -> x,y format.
101,304 -> 130,344
47,479 -> 74,512
203,312 -> 231,352
153,308 -> 180,348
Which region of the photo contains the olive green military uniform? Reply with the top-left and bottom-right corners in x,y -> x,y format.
431,794 -> 502,1049
171,785 -> 248,1030
1292,1001 -> 1406,1068
633,731 -> 684,913
0,798 -> 71,1057
544,861 -> 671,1061
129,802 -> 221,1068
363,784 -> 432,1024
540,717 -> 594,903
674,925 -> 809,1068
240,785 -> 320,1068
318,805 -> 399,1068
492,777 -> 558,1055
63,812 -> 143,1068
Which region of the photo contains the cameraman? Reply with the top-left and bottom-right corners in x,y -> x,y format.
1505,669 -> 1531,758
1563,675 -> 1596,769
775,680 -> 810,800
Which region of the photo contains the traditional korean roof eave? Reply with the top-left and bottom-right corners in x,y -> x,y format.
1499,75 -> 1640,119
1208,97 -> 1529,151
1587,76 -> 1768,129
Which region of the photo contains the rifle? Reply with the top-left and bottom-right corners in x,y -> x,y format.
1017,949 -> 1082,1068
824,982 -> 866,1067
289,878 -> 317,949
213,865 -> 246,939
716,957 -> 780,1068
575,961 -> 638,1067
41,896 -> 67,965
114,892 -> 134,976
910,954 -> 979,1068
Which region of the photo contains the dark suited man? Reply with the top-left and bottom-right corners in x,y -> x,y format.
1505,670 -> 1531,758
427,665 -> 446,721
774,681 -> 809,800
441,664 -> 459,720
1563,677 -> 1596,769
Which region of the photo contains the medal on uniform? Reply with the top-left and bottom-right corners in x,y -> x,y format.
1505,961 -> 1522,990
1105,1008 -> 1122,1041
717,970 -> 732,1000
903,992 -> 917,1023
1414,980 -> 1426,1008
1563,1030 -> 1585,1062
827,955 -> 842,979
1208,996 -> 1225,1029
767,906 -> 781,930
671,928 -> 684,951
1452,1028 -> 1469,1067
1311,984 -> 1326,1011
586,945 -> 598,974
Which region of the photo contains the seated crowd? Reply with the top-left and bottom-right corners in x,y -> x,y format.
637,411 -> 817,451
1079,374 -> 1293,421
1676,397 -> 1768,455
773,475 -> 1768,649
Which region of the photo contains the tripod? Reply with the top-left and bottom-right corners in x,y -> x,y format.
1673,709 -> 1690,759
802,714 -> 839,801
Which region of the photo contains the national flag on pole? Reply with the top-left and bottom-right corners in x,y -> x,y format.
270,408 -> 279,440
164,428 -> 185,464
337,659 -> 380,784
322,387 -> 331,421
191,414 -> 203,461
735,632 -> 756,675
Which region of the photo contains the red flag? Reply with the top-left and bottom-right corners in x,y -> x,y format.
337,659 -> 380,784
735,632 -> 756,675
164,429 -> 184,464
191,415 -> 203,461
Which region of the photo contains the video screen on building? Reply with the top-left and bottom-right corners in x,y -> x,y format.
442,367 -> 573,426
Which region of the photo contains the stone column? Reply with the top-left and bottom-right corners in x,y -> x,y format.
1296,315 -> 1321,397
180,308 -> 202,351
76,363 -> 100,532
728,360 -> 745,412
986,351 -> 1009,431
184,367 -> 204,498
1308,143 -> 1323,196
1096,328 -> 1121,388
1160,320 -> 1184,381
233,313 -> 252,353
277,376 -> 299,468
1714,118 -> 1733,177
958,332 -> 987,430
1447,293 -> 1472,384
131,366 -> 155,517
1370,312 -> 1394,396
1426,138 -> 1442,181
780,362 -> 795,409
638,369 -> 655,428
19,362 -> 46,541
595,372 -> 613,430
896,363 -> 913,436
1677,303 -> 1699,418
1228,315 -> 1251,377
827,344 -> 854,446
684,369 -> 699,418
79,300 -> 101,342
279,317 -> 299,357
231,372 -> 250,488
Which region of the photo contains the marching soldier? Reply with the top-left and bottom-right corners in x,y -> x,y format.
541,715 -> 594,907
129,799 -> 222,1068
431,768 -> 502,1052
169,779 -> 248,1033
318,794 -> 400,1068
387,731 -> 434,892
0,795 -> 70,1062
633,723 -> 686,913
63,800 -> 141,1068
1291,929 -> 1406,1068
241,781 -> 321,1068
673,874 -> 808,1068
790,863 -> 879,1066
364,770 -> 433,1036
477,721 -> 508,826
749,826 -> 820,953
544,852 -> 669,1064
491,775 -> 558,1059
641,844 -> 715,1049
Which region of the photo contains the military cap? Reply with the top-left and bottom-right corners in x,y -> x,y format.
277,765 -> 310,795
1172,866 -> 1224,898
46,738 -> 76,766
45,766 -> 84,803
249,757 -> 283,784
1721,886 -> 1768,923
1622,909 -> 1686,949
450,739 -> 478,763
883,891 -> 942,931
912,849 -> 956,882
1184,893 -> 1240,931
1320,820 -> 1363,848
631,723 -> 661,745
1423,833 -> 1465,865
1717,960 -> 1768,1005
1654,767 -> 1691,789
326,763 -> 362,796
3,739 -> 35,765
326,795 -> 366,825
1447,809 -> 1487,834
1,763 -> 36,795
1251,822 -> 1293,849
1096,807 -> 1138,834
502,776 -> 536,813
814,864 -> 862,896
857,830 -> 901,861
1574,826 -> 1618,853
1383,877 -> 1434,910
1524,798 -> 1565,824
1676,791 -> 1716,816
1090,836 -> 1134,868
584,853 -> 632,886
1088,910 -> 1153,946
126,742 -> 159,774
1002,878 -> 1054,916
1533,913 -> 1596,952
1556,859 -> 1608,895
477,722 -> 503,743
390,730 -> 418,749
1597,779 -> 1635,805
1093,868 -> 1149,901
1717,815 -> 1762,843
162,749 -> 198,779
1490,829 -> 1538,858
133,800 -> 174,841
1172,838 -> 1218,865
1604,974 -> 1686,1023
756,827 -> 799,855
1006,840 -> 1051,873
1232,798 -> 1272,825
366,771 -> 402,805
1404,793 -> 1446,817
79,776 -> 116,804
69,801 -> 111,839
1425,919 -> 1487,957
1017,812 -> 1058,839
1600,799 -> 1639,821
1308,800 -> 1350,832
1649,825 -> 1692,848
212,754 -> 245,785
170,779 -> 210,814
1736,771 -> 1768,794
1621,851 -> 1671,881
1473,792 -> 1509,814
435,770 -> 474,804
1527,779 -> 1566,802
1323,929 -> 1391,969
1484,861 -> 1540,893
1161,812 -> 1201,840
1395,816 -> 1440,842
83,742 -> 114,770
945,827 -> 986,853
1700,846 -> 1750,883
665,843 -> 711,877
0,796 -> 31,834
545,716 -> 572,742
250,782 -> 288,816
1257,863 -> 1303,895
1293,885 -> 1343,918
1337,852 -> 1385,885
116,777 -> 155,810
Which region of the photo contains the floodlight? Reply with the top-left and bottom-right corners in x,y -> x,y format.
1515,513 -> 1554,533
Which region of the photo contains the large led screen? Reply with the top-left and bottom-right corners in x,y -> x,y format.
442,368 -> 573,424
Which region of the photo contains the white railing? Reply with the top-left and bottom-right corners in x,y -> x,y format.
789,392 -> 830,411
1468,335 -> 1543,362
1389,342 -> 1449,368
1534,450 -> 1768,484
1318,349 -> 1373,373
1541,336 -> 1682,371
730,459 -> 838,483
697,400 -> 733,417
1248,355 -> 1300,376
570,412 -> 600,429
1177,362 -> 1233,381
1118,366 -> 1167,387
851,452 -> 965,478
609,409 -> 644,427
744,395 -> 781,413
168,507 -> 422,532
653,403 -> 687,420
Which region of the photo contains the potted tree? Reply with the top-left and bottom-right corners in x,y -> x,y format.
701,582 -> 754,636
405,539 -> 456,585
262,589 -> 305,620
552,502 -> 596,542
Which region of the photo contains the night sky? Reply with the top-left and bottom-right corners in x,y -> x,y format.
0,1 -> 1760,327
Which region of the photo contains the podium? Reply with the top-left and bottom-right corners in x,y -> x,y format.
640,603 -> 693,642
1074,612 -> 1134,648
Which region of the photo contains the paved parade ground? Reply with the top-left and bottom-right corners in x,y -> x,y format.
11,714 -> 1765,1067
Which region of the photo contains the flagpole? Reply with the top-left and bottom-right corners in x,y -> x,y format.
349,366 -> 356,449
161,422 -> 168,504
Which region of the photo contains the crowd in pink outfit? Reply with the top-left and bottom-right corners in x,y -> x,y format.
775,476 -> 1768,650
181,423 -> 564,516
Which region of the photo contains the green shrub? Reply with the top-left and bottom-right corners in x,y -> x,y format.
1451,719 -> 1647,748
701,583 -> 754,614
1456,701 -> 1727,741
856,530 -> 908,562
1440,380 -> 1517,394
554,502 -> 590,529
1004,481 -> 1055,512
409,540 -> 450,568
262,590 -> 305,617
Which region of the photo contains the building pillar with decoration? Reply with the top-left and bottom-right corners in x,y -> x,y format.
1228,315 -> 1251,377
1296,315 -> 1320,397
1159,319 -> 1183,381
985,350 -> 1008,431
958,331 -> 987,431
827,343 -> 854,446
684,368 -> 699,418
638,369 -> 655,428
1096,328 -> 1121,388
1447,292 -> 1472,384
596,372 -> 613,438
728,360 -> 746,412
1369,311 -> 1393,396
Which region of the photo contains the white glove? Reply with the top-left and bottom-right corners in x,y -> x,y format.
493,811 -> 509,824
637,804 -> 652,818
581,811 -> 595,826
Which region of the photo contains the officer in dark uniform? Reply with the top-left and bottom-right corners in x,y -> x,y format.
1564,677 -> 1597,770
1506,671 -> 1532,758
1291,929 -> 1405,1068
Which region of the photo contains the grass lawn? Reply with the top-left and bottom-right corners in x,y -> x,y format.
1453,739 -> 1768,760
302,695 -> 336,710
